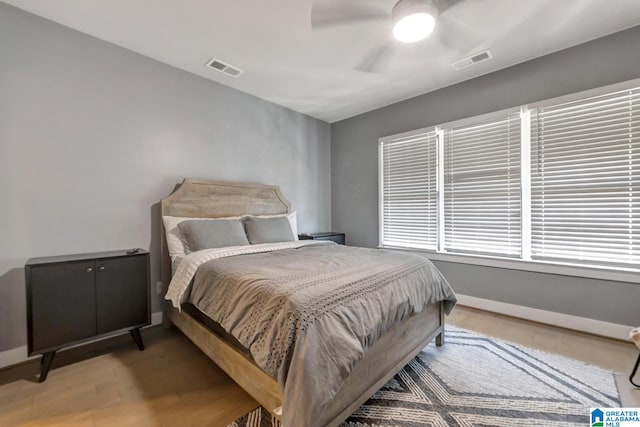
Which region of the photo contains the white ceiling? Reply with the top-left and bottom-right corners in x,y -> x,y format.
5,0 -> 640,122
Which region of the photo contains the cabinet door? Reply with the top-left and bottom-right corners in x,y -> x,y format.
30,261 -> 97,353
95,256 -> 149,334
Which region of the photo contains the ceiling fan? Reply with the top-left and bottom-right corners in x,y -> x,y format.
311,0 -> 476,73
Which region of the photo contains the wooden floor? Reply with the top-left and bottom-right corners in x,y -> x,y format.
0,328 -> 257,427
448,306 -> 637,374
0,306 -> 637,426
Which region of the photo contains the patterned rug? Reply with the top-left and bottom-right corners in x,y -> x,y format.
228,327 -> 621,427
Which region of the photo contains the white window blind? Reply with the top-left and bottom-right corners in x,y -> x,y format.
443,112 -> 522,257
531,88 -> 640,266
380,130 -> 438,249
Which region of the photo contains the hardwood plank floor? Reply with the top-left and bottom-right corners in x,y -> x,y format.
447,305 -> 640,408
0,328 -> 257,427
447,306 -> 637,374
0,306 -> 637,426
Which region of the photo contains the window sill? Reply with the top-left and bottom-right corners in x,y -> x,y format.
379,245 -> 640,284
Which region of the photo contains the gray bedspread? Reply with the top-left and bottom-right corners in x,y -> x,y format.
188,243 -> 456,427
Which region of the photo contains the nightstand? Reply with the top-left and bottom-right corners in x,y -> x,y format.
298,232 -> 345,245
25,249 -> 150,382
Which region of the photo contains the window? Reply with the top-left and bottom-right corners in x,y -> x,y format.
443,112 -> 521,257
530,88 -> 639,266
380,128 -> 438,250
379,79 -> 640,272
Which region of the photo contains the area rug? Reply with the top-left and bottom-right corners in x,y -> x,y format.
228,327 -> 621,427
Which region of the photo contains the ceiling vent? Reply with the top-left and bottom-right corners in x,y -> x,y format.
451,49 -> 493,71
205,58 -> 244,78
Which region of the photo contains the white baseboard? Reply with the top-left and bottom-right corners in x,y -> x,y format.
150,311 -> 163,326
456,294 -> 633,341
3,302 -> 631,369
0,311 -> 163,370
0,347 -> 38,370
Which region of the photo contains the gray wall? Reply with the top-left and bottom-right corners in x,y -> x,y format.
331,26 -> 640,326
0,4 -> 330,356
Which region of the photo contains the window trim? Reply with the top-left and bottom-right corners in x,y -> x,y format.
438,105 -> 524,130
528,81 -> 639,267
441,107 -> 523,257
378,77 -> 640,282
520,106 -> 532,260
378,125 -> 437,248
527,78 -> 640,111
381,245 -> 640,284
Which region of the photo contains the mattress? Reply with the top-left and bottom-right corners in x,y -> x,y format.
181,302 -> 251,358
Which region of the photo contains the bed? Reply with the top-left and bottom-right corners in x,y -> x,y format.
161,178 -> 456,427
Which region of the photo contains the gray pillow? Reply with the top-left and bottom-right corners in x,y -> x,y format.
177,219 -> 249,251
243,216 -> 295,244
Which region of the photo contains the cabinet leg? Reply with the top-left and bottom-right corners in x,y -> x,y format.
39,351 -> 56,383
130,328 -> 145,351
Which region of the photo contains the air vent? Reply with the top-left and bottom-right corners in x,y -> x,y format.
205,58 -> 244,78
452,49 -> 493,71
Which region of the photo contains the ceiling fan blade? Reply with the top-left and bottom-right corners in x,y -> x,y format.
437,0 -> 469,16
311,2 -> 389,30
433,0 -> 489,53
543,2 -> 593,36
354,41 -> 396,73
434,14 -> 480,54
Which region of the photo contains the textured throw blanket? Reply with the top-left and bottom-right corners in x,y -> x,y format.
186,243 -> 457,427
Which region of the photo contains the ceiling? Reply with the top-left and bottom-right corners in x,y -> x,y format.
4,0 -> 640,123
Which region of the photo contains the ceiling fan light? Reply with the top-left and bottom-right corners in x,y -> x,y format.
393,13 -> 436,43
391,0 -> 438,43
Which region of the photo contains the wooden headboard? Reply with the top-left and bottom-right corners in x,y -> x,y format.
160,178 -> 291,287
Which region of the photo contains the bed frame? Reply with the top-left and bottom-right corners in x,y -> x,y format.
161,178 -> 445,426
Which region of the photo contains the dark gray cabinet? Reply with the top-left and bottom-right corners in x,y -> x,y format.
298,232 -> 346,245
25,250 -> 150,382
